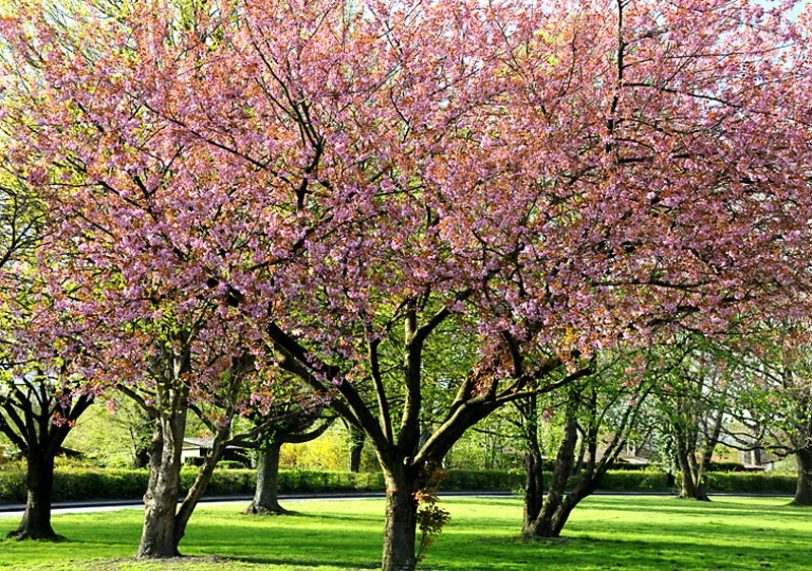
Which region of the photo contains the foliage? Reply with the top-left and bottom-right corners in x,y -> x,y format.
414,466 -> 451,562
1,466 -> 800,504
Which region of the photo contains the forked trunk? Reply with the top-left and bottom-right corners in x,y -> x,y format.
677,453 -> 710,501
9,452 -> 57,540
245,442 -> 286,514
136,412 -> 185,559
792,447 -> 812,506
526,390 -> 578,540
381,469 -> 418,571
530,497 -> 574,538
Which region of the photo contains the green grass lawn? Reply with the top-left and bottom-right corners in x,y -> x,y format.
1,496 -> 809,570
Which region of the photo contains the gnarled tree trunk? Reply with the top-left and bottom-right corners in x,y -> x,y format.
2,388 -> 92,542
9,452 -> 57,540
136,408 -> 187,559
792,447 -> 812,506
675,435 -> 712,501
245,441 -> 285,514
381,466 -> 418,571
525,383 -> 647,539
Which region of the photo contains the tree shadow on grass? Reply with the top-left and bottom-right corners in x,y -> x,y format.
440,533 -> 804,570
232,555 -> 380,569
578,498 -> 809,519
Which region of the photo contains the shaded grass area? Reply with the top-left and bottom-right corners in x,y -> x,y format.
1,496 -> 809,570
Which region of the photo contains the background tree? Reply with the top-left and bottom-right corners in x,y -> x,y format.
520,351 -> 653,538
725,325 -> 812,506
655,341 -> 733,501
243,397 -> 334,515
345,422 -> 366,473
0,166 -> 94,540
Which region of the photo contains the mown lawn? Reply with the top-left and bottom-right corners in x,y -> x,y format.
0,496 -> 809,570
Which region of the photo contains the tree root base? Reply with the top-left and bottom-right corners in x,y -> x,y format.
6,530 -> 64,542
243,505 -> 296,516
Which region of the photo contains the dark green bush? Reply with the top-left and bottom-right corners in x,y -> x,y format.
0,462 -> 26,503
596,470 -> 672,492
217,460 -> 248,470
707,461 -> 750,472
0,465 -> 797,504
443,470 -> 525,491
703,472 -> 795,494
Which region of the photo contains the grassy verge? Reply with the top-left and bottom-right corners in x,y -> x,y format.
1,496 -> 809,570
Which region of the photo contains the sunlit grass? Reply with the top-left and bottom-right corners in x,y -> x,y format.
1,496 -> 808,570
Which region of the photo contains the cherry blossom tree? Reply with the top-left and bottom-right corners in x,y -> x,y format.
242,397 -> 334,516
0,168 -> 93,540
2,1 -> 812,570
1,1 -> 271,557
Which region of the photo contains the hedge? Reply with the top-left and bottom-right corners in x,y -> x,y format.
0,465 -> 797,504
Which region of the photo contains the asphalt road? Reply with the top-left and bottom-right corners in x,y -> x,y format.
0,491 -> 514,519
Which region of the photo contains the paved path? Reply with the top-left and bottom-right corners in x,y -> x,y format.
0,491 -> 514,519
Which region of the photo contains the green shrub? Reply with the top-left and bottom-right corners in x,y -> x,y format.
0,466 -> 799,504
0,461 -> 26,503
217,460 -> 248,470
707,461 -> 749,472
444,470 -> 525,491
597,470 -> 672,492
704,472 -> 796,494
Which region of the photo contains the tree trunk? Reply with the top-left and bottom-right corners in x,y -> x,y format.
381,468 -> 418,571
136,411 -> 186,559
532,497 -> 575,538
693,479 -> 710,502
676,446 -> 698,499
245,442 -> 286,514
522,448 -> 544,536
676,457 -> 710,501
9,452 -> 57,540
348,426 -> 364,473
792,447 -> 812,506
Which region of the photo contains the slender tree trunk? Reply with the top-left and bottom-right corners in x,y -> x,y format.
792,447 -> 812,506
522,448 -> 544,536
136,411 -> 186,559
9,452 -> 57,540
245,442 -> 286,514
676,444 -> 697,499
520,390 -> 544,536
173,427 -> 230,546
348,426 -> 364,473
381,467 -> 418,571
690,452 -> 710,501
